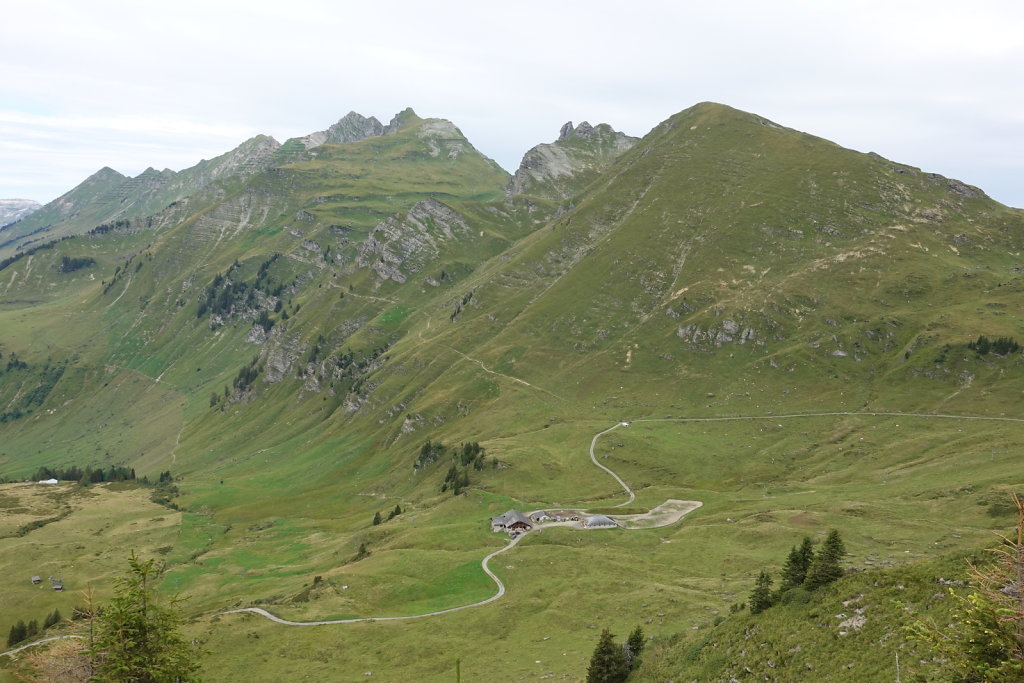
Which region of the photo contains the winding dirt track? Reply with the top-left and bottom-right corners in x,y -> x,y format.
219,409 -> 1022,626
220,533 -> 526,625
589,422 -> 635,507
220,420 -> 655,626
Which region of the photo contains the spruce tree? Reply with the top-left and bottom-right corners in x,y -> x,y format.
91,551 -> 201,682
805,529 -> 846,590
586,628 -> 629,683
7,619 -> 27,646
908,495 -> 1024,680
780,536 -> 814,590
625,625 -> 645,671
749,569 -> 776,614
372,511 -> 382,526
44,608 -> 62,629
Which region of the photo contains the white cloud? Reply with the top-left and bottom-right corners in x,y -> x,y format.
1,0 -> 1022,206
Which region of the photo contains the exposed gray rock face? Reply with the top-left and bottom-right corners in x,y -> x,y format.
299,111 -> 386,149
355,198 -> 472,283
416,119 -> 468,158
184,134 -> 281,184
508,121 -> 639,200
0,199 -> 42,228
677,320 -> 758,348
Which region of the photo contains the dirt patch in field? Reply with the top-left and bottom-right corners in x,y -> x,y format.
615,499 -> 702,529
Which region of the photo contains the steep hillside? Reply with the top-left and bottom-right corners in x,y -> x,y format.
2,102 -> 1023,680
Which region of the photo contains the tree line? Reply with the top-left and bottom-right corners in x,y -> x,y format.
32,464 -> 136,484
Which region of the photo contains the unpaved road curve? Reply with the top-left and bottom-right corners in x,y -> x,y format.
0,635 -> 83,659
589,422 -> 635,507
220,421 -> 655,626
220,532 -> 526,625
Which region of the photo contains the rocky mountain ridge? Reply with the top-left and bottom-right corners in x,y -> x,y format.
508,120 -> 639,199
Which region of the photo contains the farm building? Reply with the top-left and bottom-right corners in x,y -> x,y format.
529,511 -> 552,523
583,515 -> 618,529
545,510 -> 580,522
30,576 -> 41,584
490,509 -> 532,533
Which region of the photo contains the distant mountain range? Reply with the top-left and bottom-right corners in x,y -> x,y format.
0,198 -> 41,228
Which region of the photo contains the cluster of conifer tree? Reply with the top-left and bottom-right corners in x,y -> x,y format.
87,218 -> 131,235
210,355 -> 264,408
6,609 -> 62,646
32,464 -> 136,484
0,235 -> 72,273
968,335 -> 1020,356
0,357 -> 65,423
150,470 -> 180,509
1,351 -> 28,371
442,442 -> 488,495
57,255 -> 95,273
372,504 -> 403,526
586,626 -> 645,682
414,439 -> 447,470
196,254 -> 286,322
748,530 -> 846,614
413,440 -> 489,495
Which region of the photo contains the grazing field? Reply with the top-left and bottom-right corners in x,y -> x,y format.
8,411 -> 1020,680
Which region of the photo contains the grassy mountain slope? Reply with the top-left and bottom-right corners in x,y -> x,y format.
2,102 -> 1024,680
637,545 -> 988,681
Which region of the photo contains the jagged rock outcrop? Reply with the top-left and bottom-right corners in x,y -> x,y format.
508,120 -> 639,200
677,320 -> 758,349
355,198 -> 472,283
299,111 -> 386,149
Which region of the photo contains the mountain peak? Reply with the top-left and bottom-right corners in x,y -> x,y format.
509,119 -> 639,200
299,112 -> 385,149
92,166 -> 127,180
558,121 -> 596,141
385,107 -> 421,134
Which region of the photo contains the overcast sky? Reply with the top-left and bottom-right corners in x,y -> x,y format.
2,1 -> 1022,207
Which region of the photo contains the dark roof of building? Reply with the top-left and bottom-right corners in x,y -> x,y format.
491,509 -> 532,527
